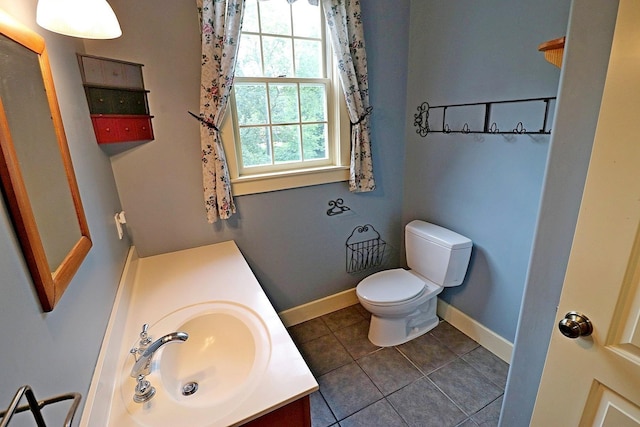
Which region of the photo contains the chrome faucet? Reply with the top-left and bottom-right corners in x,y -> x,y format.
130,331 -> 189,378
128,326 -> 189,403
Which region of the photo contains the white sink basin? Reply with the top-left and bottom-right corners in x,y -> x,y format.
117,301 -> 271,427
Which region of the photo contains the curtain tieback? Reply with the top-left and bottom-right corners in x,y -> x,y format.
188,111 -> 220,132
350,106 -> 373,131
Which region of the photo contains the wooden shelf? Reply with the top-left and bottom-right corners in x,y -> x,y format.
77,54 -> 154,154
538,36 -> 565,68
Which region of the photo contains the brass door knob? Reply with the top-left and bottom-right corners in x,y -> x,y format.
558,311 -> 593,339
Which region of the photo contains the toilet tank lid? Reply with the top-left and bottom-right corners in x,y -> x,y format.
406,220 -> 472,249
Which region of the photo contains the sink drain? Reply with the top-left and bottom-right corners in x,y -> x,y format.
181,382 -> 199,396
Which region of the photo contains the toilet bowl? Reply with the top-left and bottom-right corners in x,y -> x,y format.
356,221 -> 472,347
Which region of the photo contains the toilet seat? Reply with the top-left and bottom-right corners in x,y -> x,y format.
357,268 -> 426,306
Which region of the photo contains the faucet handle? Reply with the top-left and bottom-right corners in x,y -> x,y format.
139,323 -> 152,347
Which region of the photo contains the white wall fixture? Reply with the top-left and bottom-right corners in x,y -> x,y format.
114,211 -> 126,240
36,0 -> 122,39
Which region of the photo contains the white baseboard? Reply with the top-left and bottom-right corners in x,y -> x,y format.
278,288 -> 359,327
278,288 -> 513,364
436,299 -> 513,363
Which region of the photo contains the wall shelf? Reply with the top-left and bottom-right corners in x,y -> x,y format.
77,54 -> 154,155
538,36 -> 565,68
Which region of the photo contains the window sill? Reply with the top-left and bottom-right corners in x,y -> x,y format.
231,165 -> 349,196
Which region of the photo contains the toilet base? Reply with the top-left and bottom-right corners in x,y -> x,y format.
366,296 -> 439,347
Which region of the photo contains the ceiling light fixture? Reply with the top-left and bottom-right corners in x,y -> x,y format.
36,0 -> 122,39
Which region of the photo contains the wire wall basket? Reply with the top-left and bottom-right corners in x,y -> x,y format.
346,224 -> 386,273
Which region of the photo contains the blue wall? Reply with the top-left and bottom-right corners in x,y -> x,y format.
84,0 -> 412,311
0,0 -> 130,416
403,0 -> 570,342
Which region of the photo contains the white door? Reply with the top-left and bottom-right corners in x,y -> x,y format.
531,0 -> 640,425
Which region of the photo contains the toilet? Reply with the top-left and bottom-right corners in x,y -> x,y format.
356,220 -> 472,347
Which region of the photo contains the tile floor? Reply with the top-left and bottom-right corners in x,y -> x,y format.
287,304 -> 509,427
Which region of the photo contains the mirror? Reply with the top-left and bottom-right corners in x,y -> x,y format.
0,10 -> 91,312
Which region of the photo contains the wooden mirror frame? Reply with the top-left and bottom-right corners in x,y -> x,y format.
0,10 -> 91,312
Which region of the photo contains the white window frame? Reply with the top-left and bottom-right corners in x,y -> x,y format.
220,2 -> 350,196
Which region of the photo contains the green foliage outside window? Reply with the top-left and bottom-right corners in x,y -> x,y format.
233,0 -> 329,169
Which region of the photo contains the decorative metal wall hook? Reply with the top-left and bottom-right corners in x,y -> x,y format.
413,102 -> 430,137
461,123 -> 471,134
444,123 -> 451,133
327,198 -> 351,216
489,122 -> 499,133
513,122 -> 526,133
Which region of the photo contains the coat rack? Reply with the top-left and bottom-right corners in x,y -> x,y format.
414,97 -> 556,137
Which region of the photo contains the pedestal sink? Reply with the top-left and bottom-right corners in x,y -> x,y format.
117,301 -> 271,427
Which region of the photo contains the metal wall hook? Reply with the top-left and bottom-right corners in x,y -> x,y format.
513,122 -> 526,133
489,122 -> 499,133
327,198 -> 351,216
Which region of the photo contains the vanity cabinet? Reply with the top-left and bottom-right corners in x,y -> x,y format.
77,54 -> 154,148
241,395 -> 311,427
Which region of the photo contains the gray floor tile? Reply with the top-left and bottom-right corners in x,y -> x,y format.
299,333 -> 353,376
428,358 -> 503,415
339,399 -> 407,427
471,396 -> 502,427
289,306 -> 506,427
334,319 -> 380,359
397,332 -> 458,374
289,317 -> 331,344
357,347 -> 423,395
318,362 -> 383,421
310,390 -> 337,427
388,377 -> 467,427
429,321 -> 479,355
461,347 -> 509,389
322,306 -> 366,331
353,303 -> 371,320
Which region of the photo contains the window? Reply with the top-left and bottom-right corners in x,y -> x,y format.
221,0 -> 349,195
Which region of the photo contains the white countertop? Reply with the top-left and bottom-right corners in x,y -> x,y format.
81,241 -> 318,426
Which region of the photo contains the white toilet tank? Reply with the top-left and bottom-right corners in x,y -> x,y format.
405,220 -> 472,287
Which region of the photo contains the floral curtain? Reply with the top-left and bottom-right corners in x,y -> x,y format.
321,0 -> 375,192
195,0 -> 244,223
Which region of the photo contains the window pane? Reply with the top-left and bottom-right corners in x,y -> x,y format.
259,1 -> 291,35
269,84 -> 299,124
302,124 -> 328,160
235,84 -> 268,125
236,34 -> 263,77
273,125 -> 301,163
262,36 -> 293,77
300,84 -> 326,122
294,39 -> 323,78
240,126 -> 271,167
292,1 -> 321,38
243,0 -> 259,33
